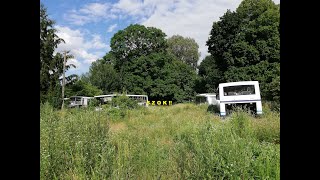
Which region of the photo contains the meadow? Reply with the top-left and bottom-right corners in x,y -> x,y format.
40,103 -> 280,179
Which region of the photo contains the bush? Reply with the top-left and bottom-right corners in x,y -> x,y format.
88,98 -> 100,108
107,108 -> 126,120
207,104 -> 219,114
263,101 -> 280,113
111,95 -> 138,109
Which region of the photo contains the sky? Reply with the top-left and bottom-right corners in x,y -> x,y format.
41,0 -> 280,76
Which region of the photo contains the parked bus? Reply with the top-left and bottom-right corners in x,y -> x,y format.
65,96 -> 94,108
94,94 -> 149,107
195,93 -> 218,105
215,81 -> 262,116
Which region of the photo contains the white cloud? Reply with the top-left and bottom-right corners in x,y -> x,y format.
54,26 -> 110,73
107,24 -> 118,32
79,3 -> 111,16
55,25 -> 108,50
113,0 -> 149,16
140,0 -> 280,63
64,12 -> 93,26
90,34 -> 108,49
72,49 -> 100,64
64,0 -> 158,26
140,0 -> 242,62
66,58 -> 81,68
65,3 -> 116,25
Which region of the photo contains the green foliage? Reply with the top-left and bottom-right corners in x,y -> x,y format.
197,55 -> 222,93
88,98 -> 100,108
205,0 -> 280,102
223,61 -> 280,101
42,82 -> 62,109
173,107 -> 279,179
86,58 -> 120,94
84,24 -> 198,103
40,4 -> 76,105
109,24 -> 169,93
111,95 -> 138,110
41,103 -> 279,179
269,76 -> 280,108
101,52 -> 117,65
65,79 -> 103,97
40,103 -> 114,179
167,35 -> 200,70
110,24 -> 167,68
107,108 -> 127,120
123,52 -> 197,102
207,104 -> 219,114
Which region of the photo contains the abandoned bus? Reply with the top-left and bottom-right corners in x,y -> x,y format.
66,96 -> 94,108
195,93 -> 218,105
216,81 -> 262,116
94,94 -> 149,107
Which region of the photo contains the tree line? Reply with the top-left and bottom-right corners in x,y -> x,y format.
40,0 -> 280,108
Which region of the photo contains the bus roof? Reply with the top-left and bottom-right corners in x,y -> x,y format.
94,94 -> 148,98
94,94 -> 117,98
69,96 -> 93,98
196,93 -> 216,97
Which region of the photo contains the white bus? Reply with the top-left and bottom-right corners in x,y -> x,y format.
94,94 -> 149,107
195,93 -> 218,105
216,81 -> 262,116
66,96 -> 94,108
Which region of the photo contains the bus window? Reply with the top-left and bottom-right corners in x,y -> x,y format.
223,85 -> 255,96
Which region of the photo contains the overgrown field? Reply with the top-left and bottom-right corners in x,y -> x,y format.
40,103 -> 280,179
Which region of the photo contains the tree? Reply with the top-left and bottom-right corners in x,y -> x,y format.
65,79 -> 103,97
196,55 -> 222,93
110,24 -> 167,69
206,10 -> 242,72
86,57 -> 121,94
40,4 -> 76,105
205,0 -> 279,101
223,61 -> 279,101
110,24 -> 168,91
123,52 -> 197,102
101,52 -> 117,65
167,35 -> 200,70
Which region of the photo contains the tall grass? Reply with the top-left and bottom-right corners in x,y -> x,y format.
40,103 -> 114,179
40,102 -> 279,179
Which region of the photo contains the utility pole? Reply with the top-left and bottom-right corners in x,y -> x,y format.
61,51 -> 67,110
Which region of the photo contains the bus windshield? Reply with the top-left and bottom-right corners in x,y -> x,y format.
223,85 -> 255,96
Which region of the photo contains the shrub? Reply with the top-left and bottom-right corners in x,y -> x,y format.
207,104 -> 219,114
111,95 -> 138,109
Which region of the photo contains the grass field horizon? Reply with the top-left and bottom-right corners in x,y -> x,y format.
40,102 -> 279,179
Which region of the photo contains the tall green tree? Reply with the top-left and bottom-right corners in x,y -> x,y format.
167,35 -> 200,70
86,56 -> 121,94
109,24 -> 198,102
40,4 -> 76,105
205,0 -> 279,101
123,52 -> 197,102
110,24 -> 168,91
196,55 -> 222,93
65,79 -> 103,97
110,24 -> 167,69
